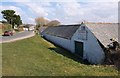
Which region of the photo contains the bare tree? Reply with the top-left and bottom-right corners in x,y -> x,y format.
35,17 -> 49,34
35,17 -> 49,27
47,20 -> 60,26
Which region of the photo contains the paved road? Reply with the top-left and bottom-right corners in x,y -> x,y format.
0,31 -> 35,43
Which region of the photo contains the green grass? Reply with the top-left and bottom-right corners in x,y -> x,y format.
0,29 -> 2,35
0,43 -> 2,76
2,35 -> 119,76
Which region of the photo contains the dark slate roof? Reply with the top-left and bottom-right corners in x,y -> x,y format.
42,24 -> 81,39
85,23 -> 118,47
39,27 -> 47,33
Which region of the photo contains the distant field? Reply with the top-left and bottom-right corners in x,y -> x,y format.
2,35 -> 119,76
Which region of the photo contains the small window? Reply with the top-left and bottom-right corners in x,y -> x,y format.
81,26 -> 85,30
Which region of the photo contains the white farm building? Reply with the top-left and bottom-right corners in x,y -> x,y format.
41,23 -> 118,64
23,24 -> 35,31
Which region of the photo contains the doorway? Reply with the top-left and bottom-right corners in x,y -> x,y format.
75,41 -> 83,58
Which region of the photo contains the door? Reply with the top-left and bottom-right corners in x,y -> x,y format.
75,41 -> 83,58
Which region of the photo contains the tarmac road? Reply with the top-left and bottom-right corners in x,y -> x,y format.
0,31 -> 35,43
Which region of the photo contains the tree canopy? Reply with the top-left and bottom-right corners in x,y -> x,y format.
35,17 -> 49,27
1,10 -> 22,28
47,20 -> 60,26
35,17 -> 61,27
13,15 -> 22,27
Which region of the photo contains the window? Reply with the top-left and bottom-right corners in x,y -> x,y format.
81,26 -> 86,30
78,26 -> 88,40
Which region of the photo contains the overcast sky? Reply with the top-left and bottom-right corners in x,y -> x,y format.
0,0 -> 119,24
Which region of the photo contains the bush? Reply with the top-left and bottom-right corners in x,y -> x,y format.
104,48 -> 120,71
2,24 -> 12,32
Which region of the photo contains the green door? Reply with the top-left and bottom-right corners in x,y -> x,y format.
75,41 -> 83,58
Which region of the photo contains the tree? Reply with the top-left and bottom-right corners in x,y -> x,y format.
13,15 -> 22,27
1,10 -> 15,24
47,20 -> 60,26
35,17 -> 49,27
35,17 -> 49,32
1,10 -> 22,29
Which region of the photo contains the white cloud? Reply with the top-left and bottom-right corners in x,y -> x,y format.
1,6 -> 24,15
83,2 -> 118,22
1,1 -> 118,24
1,0 -> 119,2
27,17 -> 35,24
24,3 -> 49,17
83,0 -> 119,2
0,5 -> 35,24
1,5 -> 25,17
1,0 -> 31,2
57,2 -> 118,24
61,2 -> 84,16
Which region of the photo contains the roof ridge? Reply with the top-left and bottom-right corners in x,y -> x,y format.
85,22 -> 118,24
48,24 -> 81,27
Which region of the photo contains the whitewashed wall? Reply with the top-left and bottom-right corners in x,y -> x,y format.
23,26 -> 34,31
29,26 -> 34,31
72,24 -> 105,64
43,34 -> 74,52
23,28 -> 28,31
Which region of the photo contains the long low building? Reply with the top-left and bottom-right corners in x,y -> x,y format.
41,22 -> 118,64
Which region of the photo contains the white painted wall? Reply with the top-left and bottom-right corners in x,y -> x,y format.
23,28 -> 28,31
43,34 -> 73,52
14,25 -> 18,29
29,26 -> 34,31
23,26 -> 34,31
72,24 -> 105,64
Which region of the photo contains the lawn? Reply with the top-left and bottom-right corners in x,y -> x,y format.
0,29 -> 2,35
2,35 -> 119,76
0,43 -> 2,77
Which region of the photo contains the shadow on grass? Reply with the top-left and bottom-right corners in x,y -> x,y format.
43,37 -> 120,73
49,44 -> 120,74
49,45 -> 90,65
42,36 -> 90,65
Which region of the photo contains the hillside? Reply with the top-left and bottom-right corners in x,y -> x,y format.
2,35 -> 119,76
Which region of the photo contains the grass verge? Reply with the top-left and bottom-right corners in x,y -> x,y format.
2,35 -> 119,76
